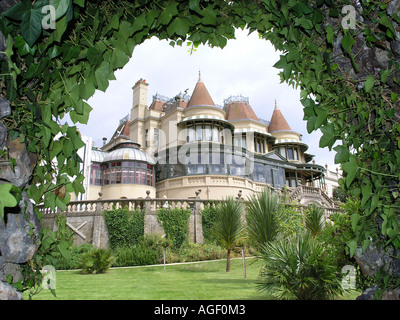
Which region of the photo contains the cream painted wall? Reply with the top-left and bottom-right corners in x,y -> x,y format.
156,175 -> 270,200
100,184 -> 156,200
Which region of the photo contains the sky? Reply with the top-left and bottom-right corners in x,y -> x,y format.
78,28 -> 339,172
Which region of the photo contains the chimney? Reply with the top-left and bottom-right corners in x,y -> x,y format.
132,78 -> 149,108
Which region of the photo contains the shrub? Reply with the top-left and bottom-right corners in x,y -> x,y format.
258,232 -> 343,300
304,204 -> 325,237
79,247 -> 114,274
113,245 -> 158,267
157,208 -> 191,249
103,207 -> 144,249
53,243 -> 94,270
201,203 -> 219,243
317,198 -> 374,291
178,243 -> 225,262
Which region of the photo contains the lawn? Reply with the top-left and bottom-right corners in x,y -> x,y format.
25,258 -> 266,300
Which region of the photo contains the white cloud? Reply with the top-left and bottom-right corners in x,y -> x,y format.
80,28 -> 338,170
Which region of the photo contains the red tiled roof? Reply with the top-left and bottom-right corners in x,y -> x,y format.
149,99 -> 165,111
186,75 -> 215,108
268,102 -> 292,132
225,101 -> 259,121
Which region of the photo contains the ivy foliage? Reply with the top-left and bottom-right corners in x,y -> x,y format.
157,208 -> 191,249
1,0 -> 400,295
103,207 -> 144,250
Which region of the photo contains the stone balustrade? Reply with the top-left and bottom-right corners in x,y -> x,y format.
38,189 -> 341,248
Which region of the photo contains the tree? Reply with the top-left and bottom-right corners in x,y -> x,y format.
212,197 -> 245,272
245,188 -> 281,250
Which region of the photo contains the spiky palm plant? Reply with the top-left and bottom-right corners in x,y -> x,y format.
212,197 -> 245,272
245,188 -> 281,250
257,232 -> 343,300
305,203 -> 325,236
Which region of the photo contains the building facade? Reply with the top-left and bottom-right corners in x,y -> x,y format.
79,75 -> 340,204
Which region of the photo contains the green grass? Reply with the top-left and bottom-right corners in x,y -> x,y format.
24,258 -> 361,300
25,258 -> 266,300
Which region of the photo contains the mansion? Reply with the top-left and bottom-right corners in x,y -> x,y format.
77,75 -> 341,205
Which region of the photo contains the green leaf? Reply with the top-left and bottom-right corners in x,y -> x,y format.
342,155 -> 359,188
0,184 -> 18,221
364,74 -> 375,93
314,107 -> 327,128
94,61 -> 111,92
3,0 -> 31,20
50,0 -> 71,19
67,126 -> 85,149
325,25 -> 334,45
319,124 -> 336,149
201,8 -> 217,26
361,184 -> 372,207
189,0 -> 200,12
158,2 -> 178,25
379,14 -> 396,37
87,47 -> 101,66
111,48 -> 129,69
347,239 -> 357,258
167,17 -> 190,38
351,213 -> 361,231
14,36 -> 36,56
333,145 -> 349,164
21,7 -> 44,47
341,30 -> 354,55
57,240 -> 71,260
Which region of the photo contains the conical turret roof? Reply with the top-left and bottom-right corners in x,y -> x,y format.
268,100 -> 292,132
186,72 -> 215,108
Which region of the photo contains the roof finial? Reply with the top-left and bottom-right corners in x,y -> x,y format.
198,70 -> 202,82
274,99 -> 278,110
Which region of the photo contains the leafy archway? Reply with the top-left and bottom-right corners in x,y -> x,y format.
1,0 -> 400,299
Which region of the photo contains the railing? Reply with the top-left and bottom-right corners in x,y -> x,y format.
289,185 -> 335,207
38,188 -> 341,218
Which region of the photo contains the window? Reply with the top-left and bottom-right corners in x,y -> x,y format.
287,147 -> 294,160
136,162 -> 147,184
209,152 -> 227,174
154,128 -> 159,147
279,147 -> 286,158
230,155 -> 246,176
195,125 -> 203,141
187,152 -> 205,174
187,127 -> 194,142
294,148 -> 299,160
212,127 -> 219,142
187,123 -> 223,143
254,162 -> 266,182
254,137 -> 265,153
147,164 -> 153,186
241,135 -> 247,149
90,163 -> 102,185
101,161 -> 154,186
205,125 -> 212,141
145,129 -> 149,147
170,163 -> 185,177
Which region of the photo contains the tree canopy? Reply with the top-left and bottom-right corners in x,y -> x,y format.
1,0 -> 400,298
